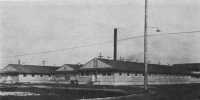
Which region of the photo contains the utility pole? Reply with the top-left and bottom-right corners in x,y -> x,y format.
144,0 -> 149,91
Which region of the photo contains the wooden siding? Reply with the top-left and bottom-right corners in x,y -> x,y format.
1,66 -> 17,72
90,72 -> 200,85
81,58 -> 111,69
18,74 -> 54,83
56,65 -> 74,71
0,75 -> 19,83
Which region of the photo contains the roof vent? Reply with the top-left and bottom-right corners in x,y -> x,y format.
98,52 -> 104,59
42,60 -> 46,66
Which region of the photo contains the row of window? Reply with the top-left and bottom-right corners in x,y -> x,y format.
80,72 -> 113,76
21,73 -> 188,77
79,72 -> 143,76
22,74 -> 52,77
119,73 -> 143,76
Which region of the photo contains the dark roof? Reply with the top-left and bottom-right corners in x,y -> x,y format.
0,64 -> 60,74
174,63 -> 200,65
55,64 -> 83,74
173,63 -> 200,71
63,64 -> 82,70
78,58 -> 191,75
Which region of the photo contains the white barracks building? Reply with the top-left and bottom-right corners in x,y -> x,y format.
0,59 -> 200,85
75,58 -> 200,85
0,64 -> 60,83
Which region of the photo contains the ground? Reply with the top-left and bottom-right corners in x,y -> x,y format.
0,83 -> 200,100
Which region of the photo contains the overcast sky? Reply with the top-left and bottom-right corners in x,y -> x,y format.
0,0 -> 200,67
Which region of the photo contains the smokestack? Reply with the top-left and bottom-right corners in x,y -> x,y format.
18,59 -> 21,65
114,28 -> 117,61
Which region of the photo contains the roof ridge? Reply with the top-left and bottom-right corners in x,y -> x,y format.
97,58 -> 142,64
97,58 -> 172,66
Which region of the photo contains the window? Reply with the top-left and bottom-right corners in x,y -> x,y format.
127,73 -> 130,76
40,74 -> 43,77
102,73 -> 106,76
23,74 -> 27,77
119,72 -> 122,76
138,74 -> 143,76
81,72 -> 84,76
32,74 -> 35,77
107,72 -> 111,76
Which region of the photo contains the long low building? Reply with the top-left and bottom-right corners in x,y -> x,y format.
75,58 -> 200,85
0,58 -> 200,85
0,64 -> 60,83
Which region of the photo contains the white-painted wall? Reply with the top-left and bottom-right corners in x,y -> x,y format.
1,72 -> 200,85
81,58 -> 111,69
75,74 -> 92,84
0,75 -> 19,83
90,72 -> 200,85
0,74 -> 56,84
189,76 -> 200,83
18,74 -> 55,83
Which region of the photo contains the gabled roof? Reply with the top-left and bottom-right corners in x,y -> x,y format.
0,64 -> 60,74
98,58 -> 175,74
64,64 -> 82,70
173,63 -> 200,71
56,64 -> 82,71
78,58 -> 191,75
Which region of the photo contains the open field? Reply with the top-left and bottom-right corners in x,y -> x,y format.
0,84 -> 200,100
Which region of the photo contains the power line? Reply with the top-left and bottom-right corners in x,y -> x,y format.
2,30 -> 200,58
118,30 -> 200,41
148,30 -> 200,37
3,40 -> 113,58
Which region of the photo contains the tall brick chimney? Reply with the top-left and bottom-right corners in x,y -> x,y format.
114,28 -> 117,61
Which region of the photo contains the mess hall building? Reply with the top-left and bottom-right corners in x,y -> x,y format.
0,64 -> 60,84
75,58 -> 200,85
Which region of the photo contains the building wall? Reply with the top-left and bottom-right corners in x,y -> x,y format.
189,77 -> 200,83
148,74 -> 191,85
54,74 -> 71,81
0,75 -> 19,83
53,74 -> 75,84
90,72 -> 198,85
113,73 -> 144,85
81,58 -> 111,69
1,72 -> 199,85
0,74 -> 67,84
75,74 -> 92,84
18,74 -> 55,83
94,73 -> 115,85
